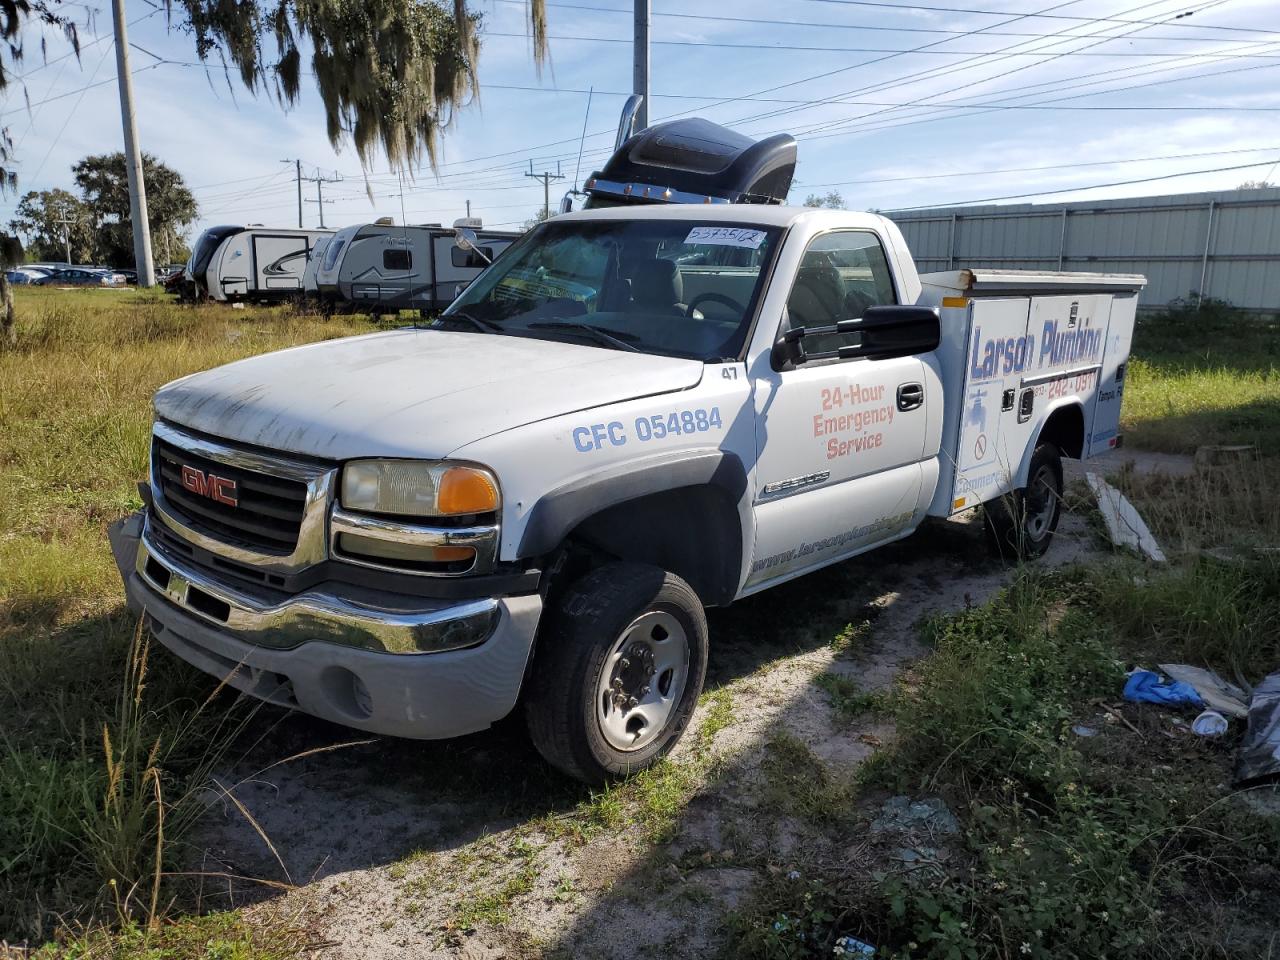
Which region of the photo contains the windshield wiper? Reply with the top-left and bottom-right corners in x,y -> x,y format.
437,309 -> 504,333
527,321 -> 641,353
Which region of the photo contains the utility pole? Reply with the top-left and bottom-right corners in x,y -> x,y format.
633,0 -> 650,131
111,0 -> 155,286
282,158 -> 303,227
302,168 -> 341,228
54,215 -> 75,265
525,160 -> 565,222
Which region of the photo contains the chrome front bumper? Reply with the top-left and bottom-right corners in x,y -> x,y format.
109,512 -> 543,740
136,518 -> 497,655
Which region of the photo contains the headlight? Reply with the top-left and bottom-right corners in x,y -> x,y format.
340,460 -> 499,517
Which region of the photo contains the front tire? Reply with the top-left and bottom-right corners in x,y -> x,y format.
984,442 -> 1064,560
524,562 -> 708,784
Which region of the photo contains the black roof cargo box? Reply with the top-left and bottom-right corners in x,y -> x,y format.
584,117 -> 797,208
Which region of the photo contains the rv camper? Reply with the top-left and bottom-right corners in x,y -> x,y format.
185,226 -> 333,302
302,235 -> 331,300
314,219 -> 519,314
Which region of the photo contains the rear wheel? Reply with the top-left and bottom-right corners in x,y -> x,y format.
524,562 -> 708,784
984,442 -> 1063,560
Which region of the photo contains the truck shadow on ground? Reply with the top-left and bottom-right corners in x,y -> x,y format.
191,509 -> 1098,957
193,513 -> 990,878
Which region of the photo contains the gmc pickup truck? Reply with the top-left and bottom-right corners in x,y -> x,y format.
111,202 -> 1143,783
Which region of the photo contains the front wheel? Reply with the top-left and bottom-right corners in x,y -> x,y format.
984,442 -> 1064,560
524,562 -> 709,784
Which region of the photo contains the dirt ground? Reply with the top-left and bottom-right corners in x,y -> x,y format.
191,451 -> 1177,959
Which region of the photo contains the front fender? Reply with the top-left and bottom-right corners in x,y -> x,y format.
517,447 -> 751,562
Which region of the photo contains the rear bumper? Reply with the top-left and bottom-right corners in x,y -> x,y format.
109,512 -> 543,740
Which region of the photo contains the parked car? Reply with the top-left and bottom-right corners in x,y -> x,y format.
34,268 -> 120,287
6,270 -> 35,284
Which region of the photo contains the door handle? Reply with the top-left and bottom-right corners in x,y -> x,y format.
897,382 -> 924,412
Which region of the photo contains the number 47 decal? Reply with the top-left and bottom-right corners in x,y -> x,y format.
721,367 -> 739,380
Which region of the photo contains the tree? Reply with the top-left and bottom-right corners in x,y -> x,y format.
522,206 -> 552,231
9,188 -> 95,262
804,190 -> 846,209
0,1 -> 549,184
1237,180 -> 1276,190
73,153 -> 197,268
0,231 -> 19,347
0,0 -> 547,335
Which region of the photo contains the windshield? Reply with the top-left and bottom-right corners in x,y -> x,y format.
443,218 -> 782,361
189,226 -> 242,277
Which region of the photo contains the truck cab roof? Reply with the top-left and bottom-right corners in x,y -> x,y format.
553,204 -> 886,231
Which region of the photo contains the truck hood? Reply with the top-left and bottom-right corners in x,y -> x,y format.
153,329 -> 704,460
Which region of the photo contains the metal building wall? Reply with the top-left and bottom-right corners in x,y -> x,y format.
887,187 -> 1280,312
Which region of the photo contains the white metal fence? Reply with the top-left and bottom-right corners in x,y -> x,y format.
887,186 -> 1280,313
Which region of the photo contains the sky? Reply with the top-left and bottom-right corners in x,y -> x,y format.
1,0 -> 1278,248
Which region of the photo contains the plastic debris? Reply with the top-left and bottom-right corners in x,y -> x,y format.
1085,473 -> 1167,562
1159,663 -> 1249,719
1072,724 -> 1099,737
1192,710 -> 1229,737
1124,670 -> 1204,708
833,935 -> 876,957
1235,671 -> 1280,785
869,796 -> 959,837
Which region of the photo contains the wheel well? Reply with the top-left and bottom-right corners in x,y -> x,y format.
559,485 -> 741,607
1038,403 -> 1085,459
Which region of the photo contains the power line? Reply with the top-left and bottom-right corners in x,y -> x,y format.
11,9 -> 161,81
798,145 -> 1280,187
0,61 -> 165,117
605,0 -> 1174,143
890,157 -> 1280,209
482,31 -> 1280,58
794,50 -> 1280,143
787,0 -> 1245,139
783,0 -> 1280,36
724,0 -> 1225,132
484,0 -> 1276,44
26,42 -> 115,186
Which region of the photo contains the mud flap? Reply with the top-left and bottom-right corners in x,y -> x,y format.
107,511 -> 144,615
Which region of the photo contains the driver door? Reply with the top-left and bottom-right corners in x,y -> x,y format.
746,230 -> 929,590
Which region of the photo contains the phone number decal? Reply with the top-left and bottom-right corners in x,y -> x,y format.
573,408 -> 724,452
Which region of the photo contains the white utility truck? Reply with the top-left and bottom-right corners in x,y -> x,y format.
112,201 -> 1142,783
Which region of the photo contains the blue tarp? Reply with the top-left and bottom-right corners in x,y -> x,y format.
1124,670 -> 1204,708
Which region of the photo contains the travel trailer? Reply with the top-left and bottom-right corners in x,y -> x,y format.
302,235 -> 331,299
314,218 -> 520,314
185,226 -> 333,302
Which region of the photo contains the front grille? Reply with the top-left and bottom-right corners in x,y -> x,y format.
153,437 -> 308,554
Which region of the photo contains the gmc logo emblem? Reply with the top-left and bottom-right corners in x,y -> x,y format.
180,465 -> 239,507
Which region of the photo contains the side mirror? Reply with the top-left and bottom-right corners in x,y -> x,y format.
453,227 -> 490,264
775,305 -> 941,366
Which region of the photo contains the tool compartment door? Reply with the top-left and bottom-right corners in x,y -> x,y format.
951,298 -> 1033,512
1087,292 -> 1137,456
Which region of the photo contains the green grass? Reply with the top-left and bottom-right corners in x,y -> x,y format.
5,285 -> 1277,954
0,288 -> 368,944
30,911 -> 317,959
1123,304 -> 1280,454
813,672 -> 887,725
728,566 -> 1280,960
